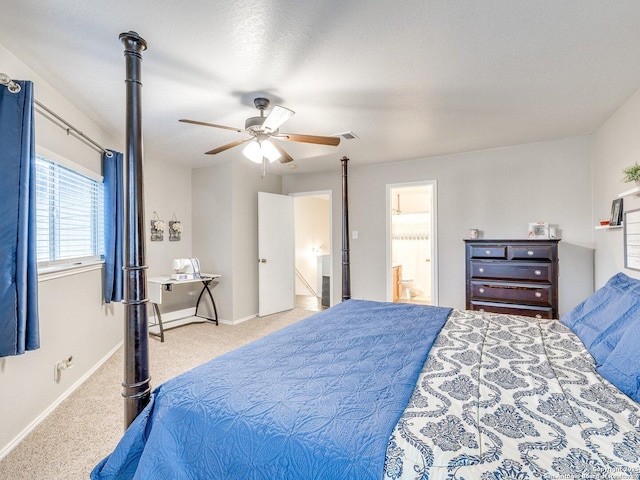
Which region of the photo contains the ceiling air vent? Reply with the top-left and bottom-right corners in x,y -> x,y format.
338,131 -> 359,140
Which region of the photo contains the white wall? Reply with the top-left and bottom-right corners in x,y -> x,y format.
0,42 -> 123,458
192,161 -> 234,321
231,160 -> 282,321
192,159 -> 281,322
145,158 -> 195,313
592,86 -> 640,287
284,136 -> 594,314
145,159 -> 193,277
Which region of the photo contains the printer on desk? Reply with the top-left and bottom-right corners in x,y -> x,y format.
171,258 -> 201,280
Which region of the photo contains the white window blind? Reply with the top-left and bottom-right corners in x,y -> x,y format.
35,155 -> 104,269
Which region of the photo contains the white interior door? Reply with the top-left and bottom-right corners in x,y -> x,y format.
258,192 -> 295,316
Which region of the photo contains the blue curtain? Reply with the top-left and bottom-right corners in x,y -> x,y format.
103,150 -> 124,303
0,80 -> 40,357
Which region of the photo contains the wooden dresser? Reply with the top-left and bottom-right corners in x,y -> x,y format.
464,239 -> 560,319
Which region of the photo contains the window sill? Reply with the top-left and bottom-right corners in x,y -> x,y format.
38,260 -> 104,282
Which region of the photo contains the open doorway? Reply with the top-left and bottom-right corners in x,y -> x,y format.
387,182 -> 437,305
292,192 -> 332,311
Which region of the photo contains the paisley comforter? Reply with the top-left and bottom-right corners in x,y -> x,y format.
384,309 -> 640,480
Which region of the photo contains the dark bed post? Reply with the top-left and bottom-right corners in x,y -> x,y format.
120,31 -> 151,429
341,156 -> 351,301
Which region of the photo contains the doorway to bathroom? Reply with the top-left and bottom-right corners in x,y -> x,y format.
387,181 -> 437,305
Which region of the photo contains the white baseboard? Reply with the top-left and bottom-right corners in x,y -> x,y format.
148,307 -> 237,332
220,313 -> 257,326
149,307 -> 257,327
148,306 -> 197,323
0,341 -> 123,462
149,307 -> 199,335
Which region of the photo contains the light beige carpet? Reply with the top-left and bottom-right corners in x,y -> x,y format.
0,308 -> 314,479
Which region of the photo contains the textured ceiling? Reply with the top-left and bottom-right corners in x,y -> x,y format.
2,1 -> 640,175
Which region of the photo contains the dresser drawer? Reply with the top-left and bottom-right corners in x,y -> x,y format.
470,281 -> 552,306
470,261 -> 552,282
469,246 -> 507,259
469,301 -> 554,319
509,245 -> 553,261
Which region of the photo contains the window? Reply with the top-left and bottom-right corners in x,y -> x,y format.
35,154 -> 104,270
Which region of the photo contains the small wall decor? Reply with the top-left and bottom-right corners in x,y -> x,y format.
527,222 -> 549,239
169,212 -> 182,242
610,198 -> 624,226
151,211 -> 165,241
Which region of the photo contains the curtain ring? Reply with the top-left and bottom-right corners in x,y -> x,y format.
0,73 -> 21,93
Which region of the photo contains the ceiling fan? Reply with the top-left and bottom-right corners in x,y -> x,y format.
179,97 -> 340,164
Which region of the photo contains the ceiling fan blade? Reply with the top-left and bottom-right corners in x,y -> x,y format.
205,137 -> 253,155
271,141 -> 294,164
277,133 -> 340,146
179,119 -> 243,133
262,105 -> 295,133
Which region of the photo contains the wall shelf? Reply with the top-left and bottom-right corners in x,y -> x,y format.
594,224 -> 623,230
618,186 -> 640,198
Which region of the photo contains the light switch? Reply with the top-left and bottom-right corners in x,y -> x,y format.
352,230 -> 358,239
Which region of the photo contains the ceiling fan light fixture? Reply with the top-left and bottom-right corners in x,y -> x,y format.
243,140 -> 263,163
243,139 -> 281,164
261,139 -> 281,163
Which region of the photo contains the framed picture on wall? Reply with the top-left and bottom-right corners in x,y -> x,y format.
610,198 -> 624,226
624,208 -> 640,270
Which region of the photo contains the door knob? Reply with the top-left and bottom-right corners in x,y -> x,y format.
260,258 -> 267,263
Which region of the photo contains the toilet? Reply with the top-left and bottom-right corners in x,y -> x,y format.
401,279 -> 414,299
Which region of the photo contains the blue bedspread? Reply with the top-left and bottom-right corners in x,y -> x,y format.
91,300 -> 451,480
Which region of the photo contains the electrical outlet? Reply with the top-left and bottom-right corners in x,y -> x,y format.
53,355 -> 73,381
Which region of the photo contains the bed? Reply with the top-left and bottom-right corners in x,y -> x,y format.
102,33 -> 640,480
92,273 -> 640,479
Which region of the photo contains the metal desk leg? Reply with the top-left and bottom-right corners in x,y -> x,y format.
195,280 -> 219,325
150,302 -> 165,342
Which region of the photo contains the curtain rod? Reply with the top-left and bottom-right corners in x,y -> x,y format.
1,72 -> 113,158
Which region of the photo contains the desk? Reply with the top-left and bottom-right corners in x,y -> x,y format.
148,274 -> 221,342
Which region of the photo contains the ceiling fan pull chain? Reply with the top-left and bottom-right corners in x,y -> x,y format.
261,156 -> 266,179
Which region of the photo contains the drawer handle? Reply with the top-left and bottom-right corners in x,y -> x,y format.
527,250 -> 534,256
534,270 -> 542,276
479,267 -> 484,273
535,292 -> 542,298
535,314 -> 542,319
485,250 -> 491,255
479,288 -> 485,293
